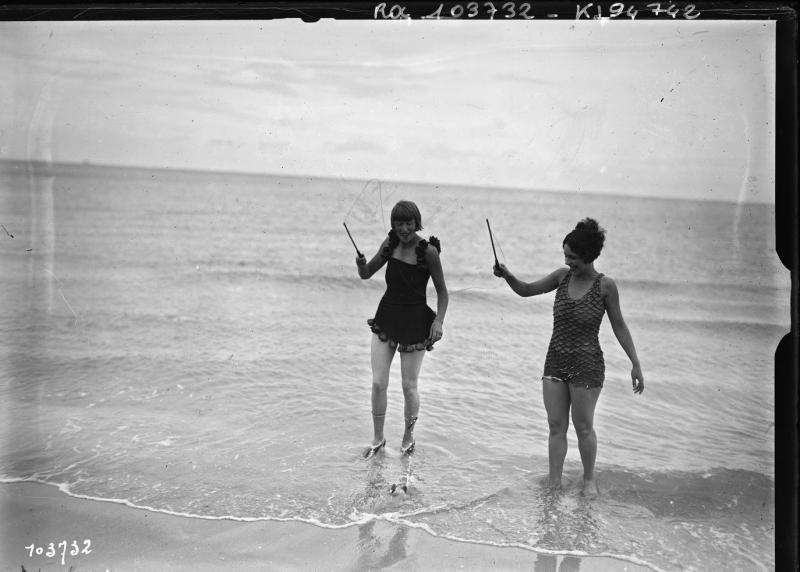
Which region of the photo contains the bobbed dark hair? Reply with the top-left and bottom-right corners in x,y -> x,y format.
390,200 -> 423,231
563,218 -> 605,263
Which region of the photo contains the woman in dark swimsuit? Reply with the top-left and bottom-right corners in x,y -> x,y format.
356,201 -> 449,458
493,218 -> 643,496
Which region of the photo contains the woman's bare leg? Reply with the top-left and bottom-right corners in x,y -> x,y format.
399,349 -> 425,450
542,378 -> 571,489
369,335 -> 396,448
569,384 -> 602,496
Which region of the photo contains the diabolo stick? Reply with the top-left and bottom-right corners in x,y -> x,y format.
343,222 -> 363,258
486,219 -> 499,266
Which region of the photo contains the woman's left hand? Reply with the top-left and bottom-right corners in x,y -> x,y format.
429,319 -> 443,344
493,263 -> 509,278
631,365 -> 644,395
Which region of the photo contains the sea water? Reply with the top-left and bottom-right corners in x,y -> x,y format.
0,161 -> 786,571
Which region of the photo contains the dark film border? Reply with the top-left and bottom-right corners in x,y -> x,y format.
0,2 -> 796,21
1,1 -> 797,569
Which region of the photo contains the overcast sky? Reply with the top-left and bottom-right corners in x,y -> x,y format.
0,19 -> 775,203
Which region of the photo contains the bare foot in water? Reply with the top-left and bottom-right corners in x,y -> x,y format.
582,478 -> 600,498
544,476 -> 563,491
363,438 -> 386,458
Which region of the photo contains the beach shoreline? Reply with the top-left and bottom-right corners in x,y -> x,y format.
1,481 -> 654,571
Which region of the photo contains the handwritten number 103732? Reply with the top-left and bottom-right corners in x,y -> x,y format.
25,540 -> 92,566
423,2 -> 535,19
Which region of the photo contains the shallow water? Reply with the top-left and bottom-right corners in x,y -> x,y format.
0,161 -> 786,571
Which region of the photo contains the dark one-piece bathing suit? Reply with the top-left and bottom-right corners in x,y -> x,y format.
543,270 -> 606,388
368,233 -> 440,352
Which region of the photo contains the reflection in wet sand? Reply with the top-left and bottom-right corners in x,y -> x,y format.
533,486 -> 601,555
353,520 -> 410,571
350,454 -> 413,571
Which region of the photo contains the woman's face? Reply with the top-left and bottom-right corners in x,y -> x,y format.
563,243 -> 587,270
393,219 -> 417,243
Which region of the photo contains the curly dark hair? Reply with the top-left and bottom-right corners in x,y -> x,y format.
563,218 -> 605,263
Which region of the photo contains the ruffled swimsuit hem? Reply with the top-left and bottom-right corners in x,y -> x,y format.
368,318 -> 435,352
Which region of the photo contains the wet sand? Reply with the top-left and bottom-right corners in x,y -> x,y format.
1,482 -> 653,571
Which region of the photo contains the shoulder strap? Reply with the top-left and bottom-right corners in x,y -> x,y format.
380,230 -> 399,259
415,239 -> 428,263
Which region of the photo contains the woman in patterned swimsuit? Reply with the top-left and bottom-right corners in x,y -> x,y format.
493,218 -> 643,496
356,201 -> 449,458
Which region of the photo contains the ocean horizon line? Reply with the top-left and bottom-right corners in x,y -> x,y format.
0,157 -> 767,207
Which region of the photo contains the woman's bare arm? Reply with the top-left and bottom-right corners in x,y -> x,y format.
495,264 -> 567,298
357,237 -> 390,279
426,246 -> 448,325
603,276 -> 644,394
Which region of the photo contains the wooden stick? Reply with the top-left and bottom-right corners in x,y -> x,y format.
486,219 -> 499,266
343,222 -> 363,257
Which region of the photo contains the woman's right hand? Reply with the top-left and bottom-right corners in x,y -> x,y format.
356,254 -> 367,267
631,365 -> 645,395
493,263 -> 509,278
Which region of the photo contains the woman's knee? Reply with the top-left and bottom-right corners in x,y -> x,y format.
371,377 -> 389,393
573,421 -> 595,440
547,416 -> 569,436
401,377 -> 418,396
